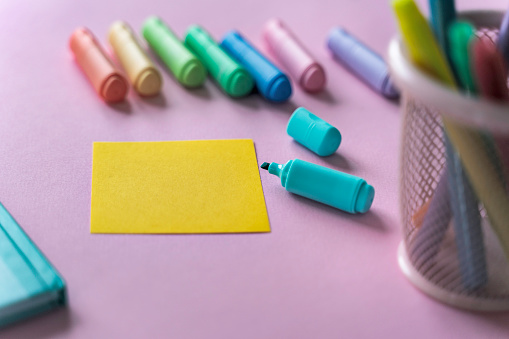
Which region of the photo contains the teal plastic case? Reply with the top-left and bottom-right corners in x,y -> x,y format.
0,202 -> 66,328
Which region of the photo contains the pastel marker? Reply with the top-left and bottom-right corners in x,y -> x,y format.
69,27 -> 128,103
497,6 -> 509,67
473,37 -> 509,102
220,30 -> 292,102
327,27 -> 399,99
429,0 -> 457,71
260,159 -> 374,214
428,5 -> 461,265
287,107 -> 341,156
142,17 -> 206,88
445,136 -> 487,290
184,25 -> 254,97
447,21 -> 488,290
108,21 -> 162,96
263,18 -> 326,93
393,0 -> 509,263
448,21 -> 477,93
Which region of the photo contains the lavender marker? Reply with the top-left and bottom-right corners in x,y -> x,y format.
327,27 -> 400,99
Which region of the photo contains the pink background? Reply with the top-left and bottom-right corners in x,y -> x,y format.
1,0 -> 508,337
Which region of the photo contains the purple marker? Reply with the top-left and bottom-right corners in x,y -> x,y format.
497,7 -> 509,67
327,27 -> 400,99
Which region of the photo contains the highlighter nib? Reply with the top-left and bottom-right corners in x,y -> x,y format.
260,162 -> 270,170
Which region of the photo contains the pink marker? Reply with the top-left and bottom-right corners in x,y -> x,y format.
263,18 -> 326,93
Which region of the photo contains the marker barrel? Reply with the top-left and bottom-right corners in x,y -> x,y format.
220,30 -> 292,102
69,27 -> 128,103
184,26 -> 254,97
264,159 -> 374,214
109,21 -> 162,96
142,17 -> 206,88
327,27 -> 399,99
445,137 -> 487,290
263,19 -> 326,93
497,8 -> 509,67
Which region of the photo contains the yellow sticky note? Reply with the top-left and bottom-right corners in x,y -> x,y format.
90,139 -> 270,234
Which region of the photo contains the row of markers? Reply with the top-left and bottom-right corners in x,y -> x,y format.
69,17 -> 400,103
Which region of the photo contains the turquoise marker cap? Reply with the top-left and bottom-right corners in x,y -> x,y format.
261,159 -> 374,214
287,107 -> 341,156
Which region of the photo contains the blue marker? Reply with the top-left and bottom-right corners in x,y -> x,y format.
287,107 -> 341,156
220,30 -> 292,102
260,159 -> 374,214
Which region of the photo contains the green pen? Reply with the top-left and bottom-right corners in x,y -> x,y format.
448,21 -> 478,93
184,25 -> 254,97
142,17 -> 207,88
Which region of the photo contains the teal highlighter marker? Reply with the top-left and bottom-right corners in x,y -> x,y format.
429,0 -> 457,71
260,160 -> 374,214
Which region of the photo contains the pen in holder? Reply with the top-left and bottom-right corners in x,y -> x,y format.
389,10 -> 509,311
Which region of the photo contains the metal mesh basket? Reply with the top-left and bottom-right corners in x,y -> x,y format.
388,10 -> 509,311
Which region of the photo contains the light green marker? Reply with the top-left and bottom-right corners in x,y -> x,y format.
184,25 -> 254,97
142,17 -> 206,88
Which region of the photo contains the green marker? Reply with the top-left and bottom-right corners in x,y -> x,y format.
142,17 -> 206,88
184,25 -> 254,97
448,21 -> 477,93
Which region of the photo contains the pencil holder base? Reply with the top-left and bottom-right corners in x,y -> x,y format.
398,242 -> 509,312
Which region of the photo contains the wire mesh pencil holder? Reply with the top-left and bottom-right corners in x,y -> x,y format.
388,10 -> 509,311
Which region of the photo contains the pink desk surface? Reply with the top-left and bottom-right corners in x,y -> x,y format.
1,0 -> 508,338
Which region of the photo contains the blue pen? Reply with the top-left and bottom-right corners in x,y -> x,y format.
220,30 -> 292,102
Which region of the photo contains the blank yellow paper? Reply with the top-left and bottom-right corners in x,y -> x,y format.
90,139 -> 270,234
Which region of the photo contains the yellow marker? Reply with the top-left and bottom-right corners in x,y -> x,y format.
109,21 -> 162,96
392,0 -> 509,260
392,0 -> 456,87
